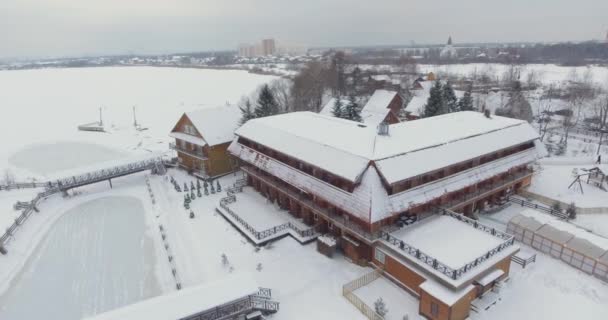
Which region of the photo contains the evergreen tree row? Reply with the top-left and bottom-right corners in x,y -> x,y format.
423,80 -> 474,118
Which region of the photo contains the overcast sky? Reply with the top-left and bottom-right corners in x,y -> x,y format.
0,0 -> 607,59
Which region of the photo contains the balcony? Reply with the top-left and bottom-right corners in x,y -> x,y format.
169,142 -> 208,161
441,168 -> 533,210
241,166 -> 380,244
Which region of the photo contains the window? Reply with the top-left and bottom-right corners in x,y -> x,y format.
328,222 -> 333,230
313,213 -> 318,221
431,302 -> 439,317
184,124 -> 197,135
374,249 -> 386,264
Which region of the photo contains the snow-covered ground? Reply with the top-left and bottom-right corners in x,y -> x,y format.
2,66 -> 608,320
354,276 -> 420,320
530,164 -> 608,208
477,206 -> 608,320
358,63 -> 608,86
0,67 -> 277,318
0,66 -> 276,180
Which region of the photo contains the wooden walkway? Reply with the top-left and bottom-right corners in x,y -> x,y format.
1,156 -> 166,254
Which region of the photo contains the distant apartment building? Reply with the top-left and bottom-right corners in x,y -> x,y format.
261,39 -> 276,56
238,38 -> 277,57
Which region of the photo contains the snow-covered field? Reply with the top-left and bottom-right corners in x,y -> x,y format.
0,67 -> 276,318
358,63 -> 608,86
0,66 -> 276,180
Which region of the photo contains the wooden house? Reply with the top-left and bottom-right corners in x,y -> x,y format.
228,111 -> 542,320
169,105 -> 240,179
360,89 -> 403,125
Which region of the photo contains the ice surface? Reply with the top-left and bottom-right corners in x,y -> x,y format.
0,196 -> 160,320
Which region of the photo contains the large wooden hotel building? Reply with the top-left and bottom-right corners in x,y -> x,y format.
228,111 -> 542,320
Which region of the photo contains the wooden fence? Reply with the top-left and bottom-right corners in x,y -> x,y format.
508,196 -> 570,219
342,269 -> 385,320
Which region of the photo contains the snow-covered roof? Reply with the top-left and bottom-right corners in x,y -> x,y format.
391,215 -> 504,269
361,109 -> 390,126
84,273 -> 259,320
234,111 -> 539,184
182,105 -> 241,146
319,98 -> 350,116
234,112 -> 373,182
404,95 -> 427,116
362,89 -> 398,114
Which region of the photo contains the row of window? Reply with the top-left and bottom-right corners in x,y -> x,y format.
390,142 -> 535,195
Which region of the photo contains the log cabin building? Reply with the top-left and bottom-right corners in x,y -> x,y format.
170,105 -> 240,179
228,111 -> 543,320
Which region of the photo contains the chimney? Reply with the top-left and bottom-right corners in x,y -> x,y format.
377,121 -> 389,136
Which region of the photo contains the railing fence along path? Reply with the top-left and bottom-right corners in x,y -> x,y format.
0,156 -> 166,255
507,196 -> 570,220
182,288 -> 279,320
380,208 -> 516,281
219,178 -> 317,242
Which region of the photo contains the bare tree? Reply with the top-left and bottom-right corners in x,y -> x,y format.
591,95 -> 608,154
291,61 -> 326,112
562,91 -> 584,146
538,85 -> 556,141
269,79 -> 292,112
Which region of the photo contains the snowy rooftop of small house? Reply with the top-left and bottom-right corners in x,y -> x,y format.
391,215 -> 504,269
234,111 -> 539,183
404,95 -> 428,116
319,98 -> 351,116
181,105 -> 241,146
361,89 -> 398,114
84,273 -> 259,320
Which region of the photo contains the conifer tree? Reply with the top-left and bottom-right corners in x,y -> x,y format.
331,98 -> 343,118
458,84 -> 474,111
423,81 -> 445,118
254,84 -> 280,118
344,95 -> 362,122
443,80 -> 458,113
239,99 -> 255,125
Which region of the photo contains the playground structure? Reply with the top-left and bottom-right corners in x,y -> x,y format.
568,166 -> 607,194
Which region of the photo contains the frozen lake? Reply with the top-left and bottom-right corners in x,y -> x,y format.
0,66 -> 276,179
9,141 -> 126,175
0,196 -> 159,320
